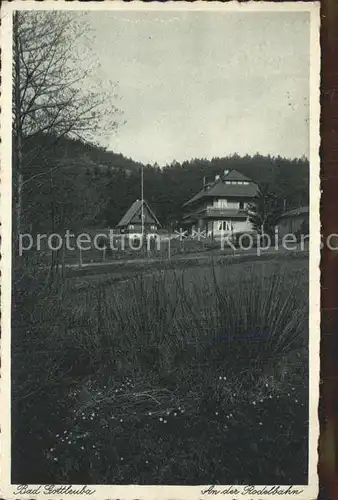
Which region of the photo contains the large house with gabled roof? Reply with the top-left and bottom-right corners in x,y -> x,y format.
117,199 -> 160,237
181,169 -> 259,239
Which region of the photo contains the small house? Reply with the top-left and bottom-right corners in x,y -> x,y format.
117,199 -> 160,237
277,206 -> 309,239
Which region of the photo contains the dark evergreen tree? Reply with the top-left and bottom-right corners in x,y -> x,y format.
248,183 -> 284,236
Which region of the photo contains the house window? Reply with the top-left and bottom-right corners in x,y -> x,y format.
150,225 -> 157,231
128,224 -> 134,230
218,220 -> 232,231
239,201 -> 244,209
214,199 -> 227,208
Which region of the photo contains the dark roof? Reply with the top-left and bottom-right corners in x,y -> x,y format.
183,169 -> 258,207
182,207 -> 247,219
117,199 -> 160,227
280,206 -> 309,219
219,170 -> 252,182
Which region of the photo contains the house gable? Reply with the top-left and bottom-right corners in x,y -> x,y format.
129,203 -> 157,225
117,199 -> 160,228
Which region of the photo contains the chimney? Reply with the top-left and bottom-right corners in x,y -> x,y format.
203,176 -> 206,186
224,169 -> 229,176
215,174 -> 220,181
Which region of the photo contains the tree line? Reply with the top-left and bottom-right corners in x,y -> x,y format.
13,10 -> 309,241
20,135 -> 309,234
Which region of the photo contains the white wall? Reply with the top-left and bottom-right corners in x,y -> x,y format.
210,218 -> 254,237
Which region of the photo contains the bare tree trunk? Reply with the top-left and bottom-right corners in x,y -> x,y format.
49,169 -> 55,279
13,12 -> 23,240
61,241 -> 66,278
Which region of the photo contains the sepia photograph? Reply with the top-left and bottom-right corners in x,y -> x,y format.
1,2 -> 320,499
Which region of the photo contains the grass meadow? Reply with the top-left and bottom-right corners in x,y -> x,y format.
12,256 -> 309,485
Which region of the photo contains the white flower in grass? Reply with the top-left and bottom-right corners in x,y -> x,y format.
295,399 -> 298,403
54,458 -> 58,462
252,401 -> 256,405
81,446 -> 85,450
259,422 -> 263,426
50,448 -> 54,452
56,434 -> 59,438
148,412 -> 152,416
164,420 -> 167,424
215,412 -> 219,416
159,417 -> 163,422
120,418 -> 123,423
173,412 -> 177,417
120,457 -> 124,461
229,413 -> 233,417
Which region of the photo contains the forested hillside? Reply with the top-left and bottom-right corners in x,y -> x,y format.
21,135 -> 309,232
106,154 -> 309,228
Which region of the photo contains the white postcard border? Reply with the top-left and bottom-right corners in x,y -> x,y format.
0,2 -> 321,499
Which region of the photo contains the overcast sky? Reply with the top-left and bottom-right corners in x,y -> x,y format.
80,10 -> 310,165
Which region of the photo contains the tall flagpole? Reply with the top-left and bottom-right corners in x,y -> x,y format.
141,166 -> 144,237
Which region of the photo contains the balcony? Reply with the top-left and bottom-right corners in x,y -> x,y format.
199,207 -> 248,219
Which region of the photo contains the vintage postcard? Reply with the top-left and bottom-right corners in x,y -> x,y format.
1,1 -> 320,499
